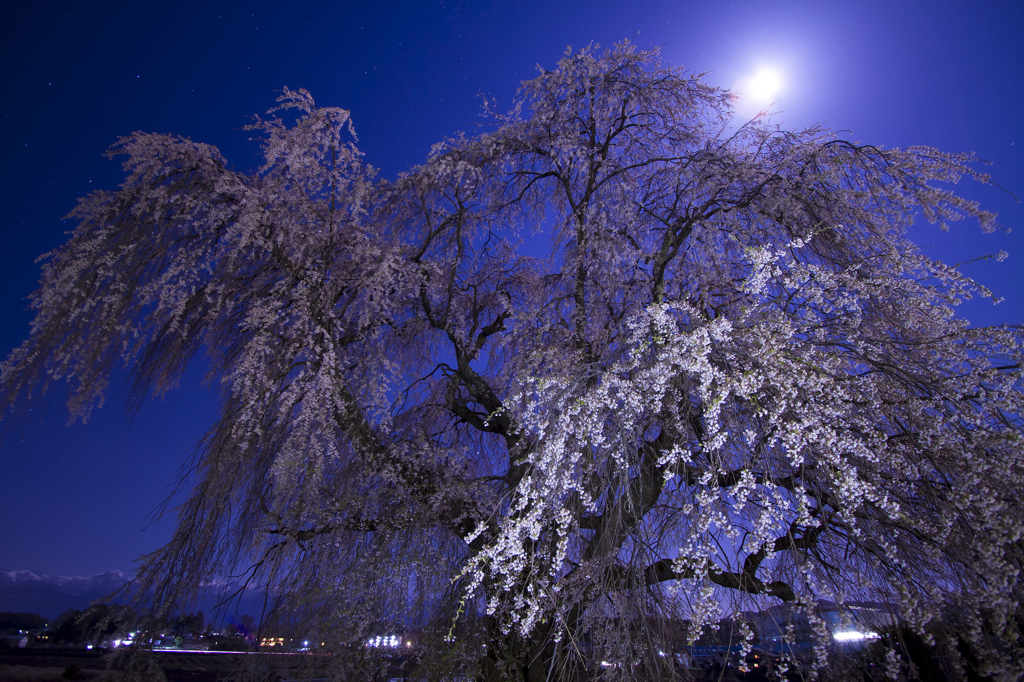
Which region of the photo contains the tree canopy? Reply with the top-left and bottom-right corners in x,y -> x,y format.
3,42 -> 1022,680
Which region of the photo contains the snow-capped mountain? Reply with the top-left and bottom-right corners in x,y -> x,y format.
0,570 -> 270,623
0,570 -> 131,618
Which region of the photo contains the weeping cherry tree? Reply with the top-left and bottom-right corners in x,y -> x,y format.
3,42 -> 1023,681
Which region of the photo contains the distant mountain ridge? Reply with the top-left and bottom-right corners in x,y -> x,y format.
0,570 -> 269,623
0,570 -> 131,619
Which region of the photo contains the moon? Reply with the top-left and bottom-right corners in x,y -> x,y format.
748,68 -> 782,101
734,67 -> 783,112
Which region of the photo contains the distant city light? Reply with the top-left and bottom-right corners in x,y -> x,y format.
833,630 -> 880,642
367,634 -> 401,648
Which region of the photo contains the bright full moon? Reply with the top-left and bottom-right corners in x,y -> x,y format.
734,67 -> 784,113
748,68 -> 782,101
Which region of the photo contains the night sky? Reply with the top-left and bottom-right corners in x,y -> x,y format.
1,0 -> 1021,578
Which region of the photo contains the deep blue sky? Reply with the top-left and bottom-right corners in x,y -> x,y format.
1,0 -> 1021,578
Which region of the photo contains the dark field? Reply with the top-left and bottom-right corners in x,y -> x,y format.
0,649 -> 112,681
0,649 -> 774,681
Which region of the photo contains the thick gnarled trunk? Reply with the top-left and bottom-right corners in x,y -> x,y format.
480,617 -> 556,682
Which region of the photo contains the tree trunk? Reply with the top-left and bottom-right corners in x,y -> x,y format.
479,617 -> 556,682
